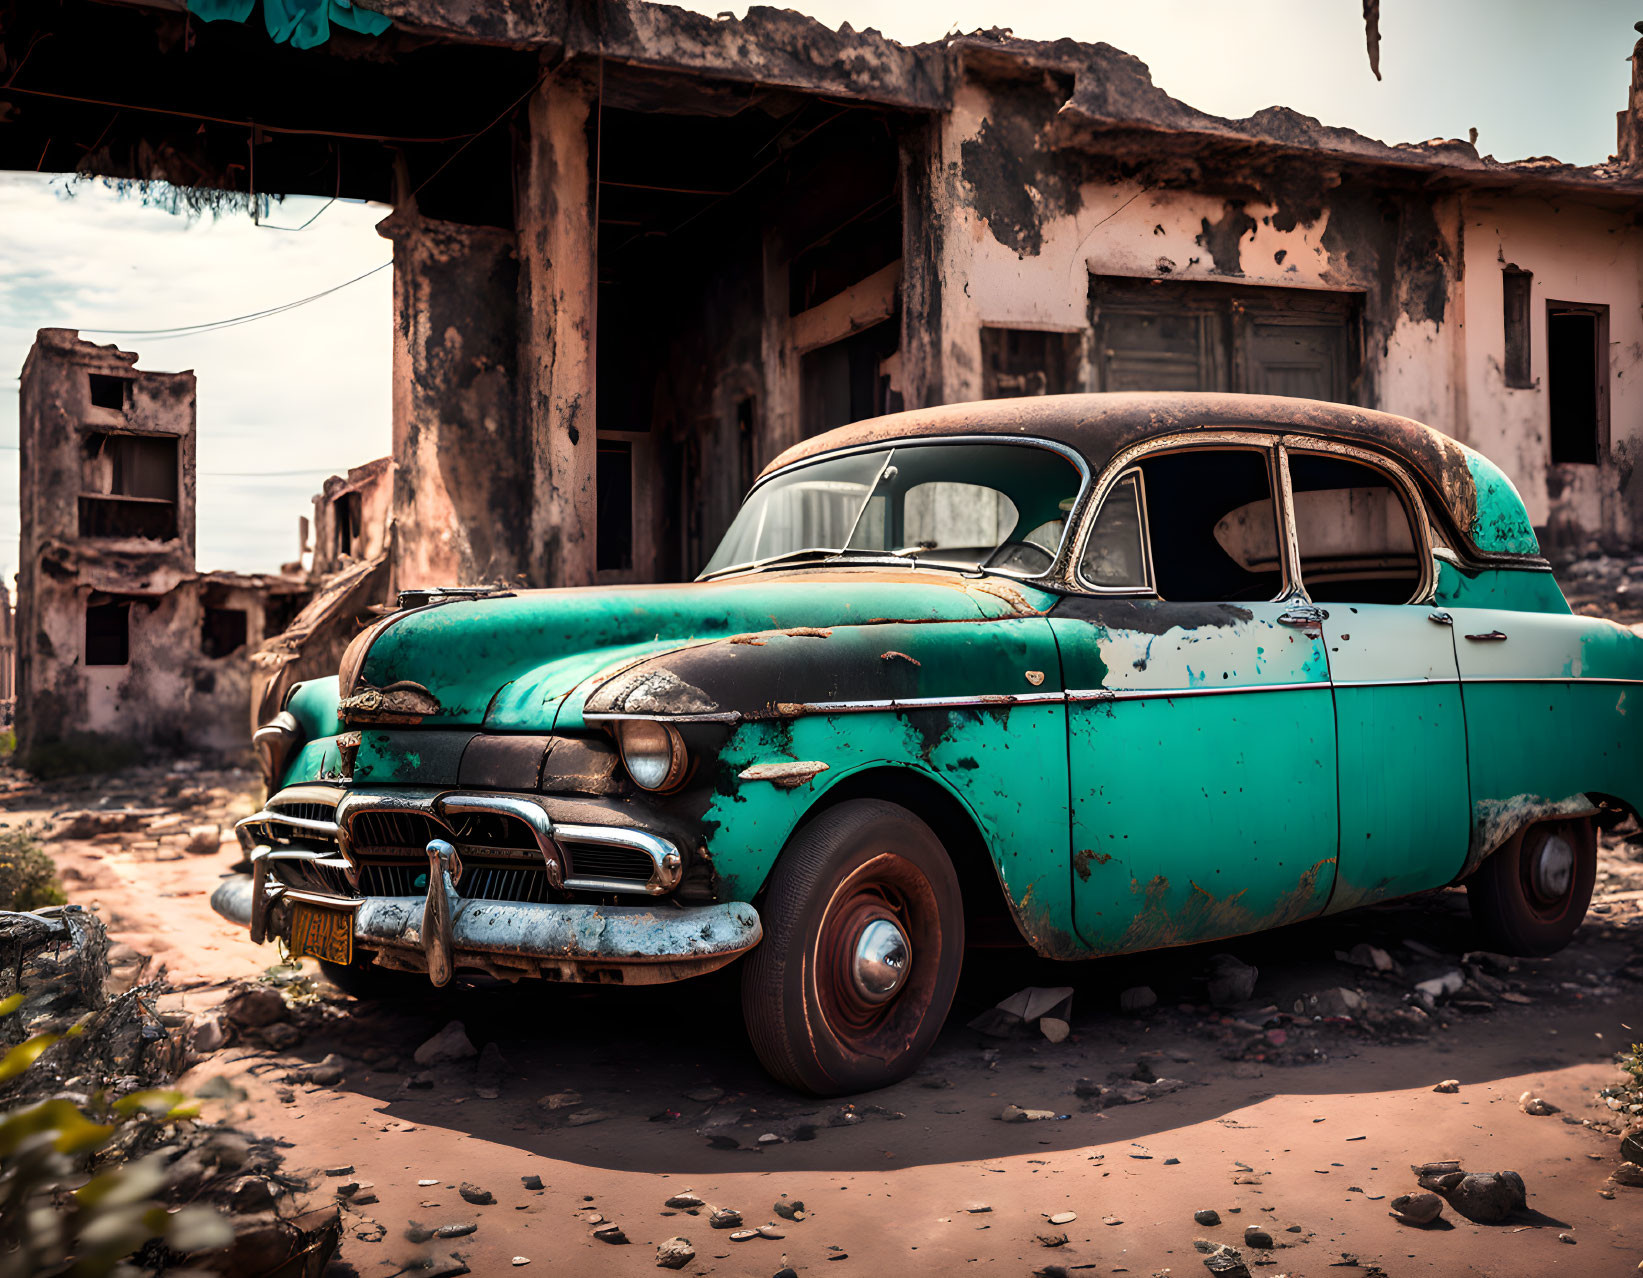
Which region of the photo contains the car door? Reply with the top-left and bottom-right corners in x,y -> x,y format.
1277,444 -> 1471,913
1049,438 -> 1339,955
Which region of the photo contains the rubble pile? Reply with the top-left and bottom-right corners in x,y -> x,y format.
0,902 -> 339,1277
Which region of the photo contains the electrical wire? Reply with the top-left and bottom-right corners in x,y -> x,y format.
78,261 -> 390,339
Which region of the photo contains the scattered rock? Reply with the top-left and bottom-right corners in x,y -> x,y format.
224,984 -> 288,1029
656,1237 -> 695,1269
665,1193 -> 705,1209
963,1204 -> 992,1214
756,1223 -> 786,1239
1622,1132 -> 1643,1164
436,1222 -> 478,1239
324,1165 -> 355,1177
1432,1080 -> 1460,1094
1243,1226 -> 1272,1249
522,1174 -> 544,1191
1202,1249 -> 1251,1277
1610,1161 -> 1643,1187
1414,970 -> 1464,999
185,824 -> 220,855
191,1010 -> 230,1054
772,1199 -> 805,1220
1296,987 -> 1365,1018
1389,1192 -> 1444,1225
539,1090 -> 582,1111
1339,942 -> 1395,971
1119,985 -> 1157,1012
709,1207 -> 743,1229
1518,1092 -> 1560,1116
1047,1211 -> 1076,1225
1205,954 -> 1258,1007
415,1021 -> 478,1066
1036,1232 -> 1068,1247
1444,1171 -> 1526,1223
1194,1209 -> 1221,1226
1557,1233 -> 1576,1244
459,1183 -> 494,1205
1039,1017 -> 1071,1043
260,1021 -> 300,1051
593,1225 -> 629,1244
567,1107 -> 614,1127
1000,1104 -> 1063,1122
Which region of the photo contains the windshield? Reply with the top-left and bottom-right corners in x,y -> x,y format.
701,441 -> 1084,579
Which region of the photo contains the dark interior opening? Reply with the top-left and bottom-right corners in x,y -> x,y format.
1548,304 -> 1604,465
1502,267 -> 1533,389
202,606 -> 249,659
264,592 -> 311,638
799,317 -> 900,439
596,439 -> 634,573
87,374 -> 131,411
981,328 -> 1081,398
79,431 -> 180,540
1138,449 -> 1281,602
85,599 -> 131,666
1287,452 -> 1420,604
334,491 -> 363,558
736,396 -> 757,498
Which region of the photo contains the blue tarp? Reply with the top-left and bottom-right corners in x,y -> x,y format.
187,0 -> 391,50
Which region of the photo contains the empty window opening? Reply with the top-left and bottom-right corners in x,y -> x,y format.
799,318 -> 899,438
87,374 -> 131,411
736,396 -> 757,497
981,328 -> 1080,399
1287,453 -> 1420,605
202,607 -> 248,659
1547,303 -> 1608,465
1137,448 -> 1282,602
334,491 -> 363,557
79,432 -> 179,540
597,439 -> 634,573
1080,472 -> 1150,588
1502,267 -> 1533,388
264,592 -> 310,637
85,600 -> 131,666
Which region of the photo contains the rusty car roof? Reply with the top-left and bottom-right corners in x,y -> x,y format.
762,392 -> 1541,562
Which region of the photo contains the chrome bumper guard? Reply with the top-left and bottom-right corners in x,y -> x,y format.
210,867 -> 762,987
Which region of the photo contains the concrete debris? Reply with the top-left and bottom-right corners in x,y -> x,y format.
1389,1192 -> 1445,1225
1610,1161 -> 1643,1187
1296,987 -> 1366,1018
1519,1092 -> 1560,1116
414,1021 -> 478,1066
656,1237 -> 695,1269
1414,971 -> 1465,999
1000,1104 -> 1066,1122
1205,955 -> 1259,1007
968,985 -> 1073,1038
593,1225 -> 629,1244
709,1207 -> 743,1228
185,824 -> 221,855
1119,985 -> 1158,1012
1039,1016 -> 1071,1043
539,1090 -> 582,1111
223,983 -> 288,1029
1337,943 -> 1396,971
522,1175 -> 544,1191
1432,1080 -> 1460,1093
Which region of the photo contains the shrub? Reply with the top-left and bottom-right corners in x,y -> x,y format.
0,827 -> 64,912
21,732 -> 143,780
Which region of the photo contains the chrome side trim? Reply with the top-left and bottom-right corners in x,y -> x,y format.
1457,675 -> 1643,687
1333,677 -> 1461,688
583,710 -> 742,724
556,822 -> 683,896
439,792 -> 564,889
234,809 -> 341,852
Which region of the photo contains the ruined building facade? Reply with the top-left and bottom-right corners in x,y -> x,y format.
14,331 -> 308,764
7,3 -> 1643,607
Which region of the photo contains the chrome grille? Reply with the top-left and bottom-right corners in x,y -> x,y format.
267,801 -> 338,826
267,856 -> 354,897
348,809 -> 446,855
563,841 -> 656,884
354,859 -> 555,905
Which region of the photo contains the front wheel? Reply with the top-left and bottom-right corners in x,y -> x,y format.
1466,817 -> 1596,956
741,800 -> 964,1095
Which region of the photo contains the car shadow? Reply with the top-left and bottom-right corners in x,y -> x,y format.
275,884 -> 1638,1179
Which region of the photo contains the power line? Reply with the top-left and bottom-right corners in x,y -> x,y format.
78,261 -> 390,339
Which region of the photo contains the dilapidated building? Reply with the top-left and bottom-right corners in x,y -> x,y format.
14,330 -> 309,765
4,2 -> 1643,600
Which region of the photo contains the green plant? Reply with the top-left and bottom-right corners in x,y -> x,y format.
0,1004 -> 232,1278
0,731 -> 17,762
0,829 -> 64,913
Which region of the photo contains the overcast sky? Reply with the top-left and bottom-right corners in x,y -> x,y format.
2,0 -> 1636,579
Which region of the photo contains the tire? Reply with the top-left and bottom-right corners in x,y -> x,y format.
1466,817 -> 1597,957
741,799 -> 964,1095
317,955 -> 421,1000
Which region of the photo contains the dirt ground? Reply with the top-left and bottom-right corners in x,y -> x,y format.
11,767 -> 1643,1278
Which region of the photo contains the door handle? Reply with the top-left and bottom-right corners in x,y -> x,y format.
1278,606 -> 1328,628
1428,610 -> 1453,626
1464,630 -> 1508,642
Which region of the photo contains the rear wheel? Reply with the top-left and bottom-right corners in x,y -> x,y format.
1466,817 -> 1596,956
741,800 -> 963,1095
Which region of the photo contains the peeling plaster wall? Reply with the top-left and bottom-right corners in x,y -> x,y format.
922,74 -> 1467,439
1459,194 -> 1643,548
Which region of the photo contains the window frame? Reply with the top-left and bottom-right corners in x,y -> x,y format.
1275,436 -> 1436,607
1068,432 -> 1291,603
1070,467 -> 1155,595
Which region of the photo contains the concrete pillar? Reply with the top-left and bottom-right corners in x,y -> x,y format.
517,67 -> 600,588
1618,27 -> 1643,173
898,116 -> 947,410
378,210 -> 526,591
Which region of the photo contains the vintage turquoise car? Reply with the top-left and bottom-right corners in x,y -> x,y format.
213,393 -> 1639,1093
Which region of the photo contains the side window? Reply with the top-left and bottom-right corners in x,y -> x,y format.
1287,452 -> 1420,604
1135,448 -> 1282,602
1079,472 -> 1148,588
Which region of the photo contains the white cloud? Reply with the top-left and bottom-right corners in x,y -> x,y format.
0,173 -> 391,580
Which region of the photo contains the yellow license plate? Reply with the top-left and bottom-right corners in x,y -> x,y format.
290,901 -> 354,966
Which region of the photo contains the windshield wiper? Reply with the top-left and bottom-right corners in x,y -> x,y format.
702,547 -> 904,580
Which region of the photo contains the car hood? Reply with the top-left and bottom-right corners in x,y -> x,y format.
350,568 -> 1055,732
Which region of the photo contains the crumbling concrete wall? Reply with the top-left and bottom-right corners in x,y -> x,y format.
1458,194 -> 1643,550
16,331 -> 294,767
311,456 -> 394,577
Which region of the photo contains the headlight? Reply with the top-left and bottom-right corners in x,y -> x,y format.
616,720 -> 687,791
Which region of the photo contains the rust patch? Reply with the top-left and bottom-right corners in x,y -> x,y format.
729,635 -> 767,646
1072,849 -> 1113,882
783,627 -> 833,638
339,680 -> 441,725
880,650 -> 920,665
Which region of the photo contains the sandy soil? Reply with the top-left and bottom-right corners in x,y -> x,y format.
18,775 -> 1643,1278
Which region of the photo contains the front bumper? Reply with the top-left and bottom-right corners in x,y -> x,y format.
210,872 -> 762,985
